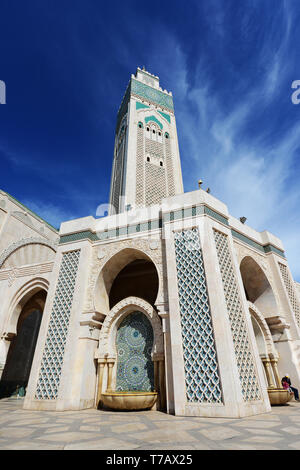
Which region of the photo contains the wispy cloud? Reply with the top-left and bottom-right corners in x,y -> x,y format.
22,200 -> 77,230
146,8 -> 300,280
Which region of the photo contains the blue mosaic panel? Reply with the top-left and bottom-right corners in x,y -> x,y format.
116,312 -> 154,392
35,250 -> 81,400
174,228 -> 223,403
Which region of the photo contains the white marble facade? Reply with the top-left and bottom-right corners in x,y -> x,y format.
1,68 -> 300,418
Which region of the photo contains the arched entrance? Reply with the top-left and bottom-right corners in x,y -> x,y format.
0,289 -> 47,398
116,311 -> 154,392
94,247 -> 164,410
109,259 -> 159,309
96,296 -> 165,410
93,247 -> 161,316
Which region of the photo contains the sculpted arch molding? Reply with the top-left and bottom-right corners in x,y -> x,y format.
0,237 -> 57,268
248,301 -> 276,358
96,296 -> 164,360
5,277 -> 49,337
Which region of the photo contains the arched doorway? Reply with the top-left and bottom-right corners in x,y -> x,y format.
0,290 -> 46,398
94,247 -> 161,316
109,259 -> 159,309
116,311 -> 154,392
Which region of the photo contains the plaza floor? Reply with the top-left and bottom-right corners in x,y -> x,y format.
1,397 -> 300,450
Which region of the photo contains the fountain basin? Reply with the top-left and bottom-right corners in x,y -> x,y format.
267,388 -> 293,405
101,391 -> 158,411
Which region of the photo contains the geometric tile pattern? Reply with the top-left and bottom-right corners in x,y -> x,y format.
35,250 -> 81,400
278,262 -> 300,327
131,79 -> 174,111
165,135 -> 176,196
213,230 -> 261,402
116,312 -> 154,392
135,125 -> 145,206
145,161 -> 167,207
174,228 -> 223,403
111,124 -> 126,213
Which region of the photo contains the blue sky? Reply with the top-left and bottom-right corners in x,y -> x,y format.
0,0 -> 300,280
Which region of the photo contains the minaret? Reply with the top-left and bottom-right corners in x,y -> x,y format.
109,67 -> 184,214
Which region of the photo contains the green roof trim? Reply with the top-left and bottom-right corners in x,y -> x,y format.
59,219 -> 163,245
231,229 -> 285,258
58,204 -> 285,260
2,190 -> 58,232
163,204 -> 229,226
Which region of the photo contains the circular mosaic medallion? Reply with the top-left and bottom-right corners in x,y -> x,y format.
124,321 -> 148,349
116,311 -> 154,391
124,355 -> 147,388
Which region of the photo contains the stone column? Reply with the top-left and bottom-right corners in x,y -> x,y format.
270,358 -> 282,388
156,307 -> 174,414
96,359 -> 106,407
106,360 -> 115,392
159,359 -> 166,410
262,358 -> 275,388
153,359 -> 160,410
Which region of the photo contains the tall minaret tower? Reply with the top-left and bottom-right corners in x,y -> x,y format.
109,67 -> 184,214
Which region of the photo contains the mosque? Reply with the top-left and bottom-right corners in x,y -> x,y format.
0,67 -> 300,417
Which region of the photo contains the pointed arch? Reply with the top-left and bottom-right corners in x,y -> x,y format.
5,277 -> 49,337
240,255 -> 279,318
93,247 -> 162,315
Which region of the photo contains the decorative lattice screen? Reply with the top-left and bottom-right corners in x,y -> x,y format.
174,228 -> 223,403
35,250 -> 81,400
213,230 -> 261,401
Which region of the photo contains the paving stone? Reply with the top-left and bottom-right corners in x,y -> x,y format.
153,420 -> 208,430
2,440 -> 64,450
79,425 -> 102,432
288,441 -> 300,449
243,435 -> 283,444
44,426 -> 70,434
281,426 -> 300,435
0,427 -> 35,438
220,442 -> 279,450
64,438 -> 140,450
246,428 -> 281,436
234,419 -> 278,428
197,426 -> 241,441
129,428 -> 197,443
111,422 -> 148,433
36,432 -> 95,442
1,398 -> 300,450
